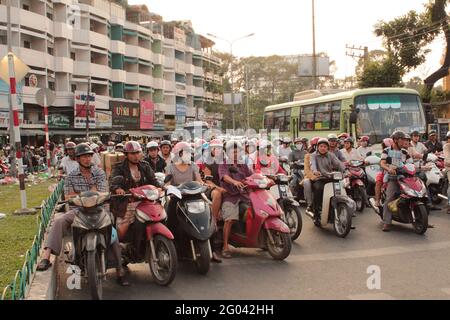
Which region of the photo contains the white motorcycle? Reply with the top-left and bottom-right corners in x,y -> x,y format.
364,153 -> 382,197
419,154 -> 444,205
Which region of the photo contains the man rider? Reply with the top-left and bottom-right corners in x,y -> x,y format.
289,137 -> 308,197
357,136 -> 372,158
311,138 -> 345,226
36,143 -> 129,285
218,141 -> 253,259
110,141 -> 161,262
278,137 -> 292,159
425,130 -> 443,154
327,134 -> 346,162
159,140 -> 174,166
444,131 -> 450,214
341,137 -> 364,163
410,131 -> 428,155
379,131 -> 412,232
59,141 -> 78,175
144,141 -> 166,173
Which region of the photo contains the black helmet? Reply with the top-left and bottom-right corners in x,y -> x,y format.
411,130 -> 420,136
317,138 -> 329,147
344,137 -> 354,144
391,131 -> 406,140
75,143 -> 94,157
160,140 -> 172,149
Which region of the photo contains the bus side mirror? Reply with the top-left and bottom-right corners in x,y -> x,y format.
349,108 -> 359,124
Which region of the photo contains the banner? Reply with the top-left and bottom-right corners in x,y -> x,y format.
154,110 -> 165,131
74,91 -> 96,129
175,104 -> 186,129
48,114 -> 70,128
0,79 -> 24,128
140,100 -> 154,130
165,117 -> 176,131
110,100 -> 140,130
96,110 -> 112,128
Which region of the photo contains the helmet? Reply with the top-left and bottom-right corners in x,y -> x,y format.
90,143 -> 99,150
194,139 -> 206,149
310,137 -> 321,146
283,137 -> 292,144
294,137 -> 303,144
160,140 -> 172,149
115,143 -> 124,149
391,130 -> 406,140
258,140 -> 271,149
225,140 -> 243,151
446,131 -> 450,139
108,141 -> 115,147
75,143 -> 94,157
344,137 -> 354,144
39,146 -> 44,150
338,133 -> 349,139
209,139 -> 223,148
359,136 -> 370,142
171,137 -> 179,143
411,130 -> 420,136
301,137 -> 308,143
65,142 -> 76,150
317,138 -> 329,147
327,134 -> 338,141
30,146 -> 35,150
404,134 -> 411,141
146,141 -> 159,149
173,141 -> 191,155
383,138 -> 394,148
123,141 -> 142,153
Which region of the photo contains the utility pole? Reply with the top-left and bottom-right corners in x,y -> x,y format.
245,64 -> 250,130
312,0 -> 317,90
7,0 -> 16,177
85,77 -> 91,140
346,45 -> 369,65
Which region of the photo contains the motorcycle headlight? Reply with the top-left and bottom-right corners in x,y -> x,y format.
333,172 -> 343,180
279,175 -> 289,183
186,201 -> 206,214
135,209 -> 151,222
143,189 -> 159,201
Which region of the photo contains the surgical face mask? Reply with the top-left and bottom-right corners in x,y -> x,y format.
181,152 -> 191,164
296,144 -> 304,151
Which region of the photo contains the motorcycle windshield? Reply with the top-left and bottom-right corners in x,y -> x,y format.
178,201 -> 214,241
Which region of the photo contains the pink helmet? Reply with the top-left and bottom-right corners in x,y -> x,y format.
123,141 -> 142,153
310,137 -> 321,146
383,138 -> 394,148
194,139 -> 206,149
209,139 -> 223,148
359,136 -> 370,142
173,141 -> 191,155
338,133 -> 349,140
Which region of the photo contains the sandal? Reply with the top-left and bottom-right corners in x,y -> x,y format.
116,274 -> 130,286
36,259 -> 52,271
221,250 -> 232,259
211,252 -> 222,263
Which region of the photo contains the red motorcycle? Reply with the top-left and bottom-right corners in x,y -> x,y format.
225,173 -> 292,260
0,159 -> 9,177
344,160 -> 368,212
113,176 -> 177,286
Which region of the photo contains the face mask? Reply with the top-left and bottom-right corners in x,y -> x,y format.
296,144 -> 303,151
181,153 -> 191,164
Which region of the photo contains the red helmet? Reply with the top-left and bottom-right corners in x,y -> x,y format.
209,139 -> 223,148
310,137 -> 321,146
359,136 -> 370,143
338,133 -> 349,139
123,141 -> 142,153
173,141 -> 191,155
383,138 -> 394,148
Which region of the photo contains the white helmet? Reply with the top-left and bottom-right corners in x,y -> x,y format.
146,141 -> 159,149
90,143 -> 99,150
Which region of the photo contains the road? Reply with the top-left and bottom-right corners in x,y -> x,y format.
57,205 -> 450,300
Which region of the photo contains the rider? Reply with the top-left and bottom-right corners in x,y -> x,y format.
303,137 -> 321,214
370,138 -> 393,213
425,130 -> 443,154
379,131 -> 413,232
278,137 -> 292,159
310,138 -> 346,226
289,137 -> 308,197
253,140 -> 286,175
444,131 -> 450,214
327,134 -> 346,162
110,141 -> 161,262
357,136 -> 372,158
218,140 -> 253,259
410,131 -> 428,155
37,143 -> 129,285
115,143 -> 124,153
341,137 -> 364,163
159,140 -> 174,166
144,141 -> 166,173
59,141 -> 78,176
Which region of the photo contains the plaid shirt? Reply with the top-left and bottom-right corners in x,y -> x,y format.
64,165 -> 107,195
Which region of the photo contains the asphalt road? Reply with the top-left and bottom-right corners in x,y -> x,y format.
57,205 -> 450,300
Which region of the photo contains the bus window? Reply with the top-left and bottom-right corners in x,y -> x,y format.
285,109 -> 291,132
300,106 -> 315,131
264,112 -> 274,130
314,104 -> 331,130
331,102 -> 341,130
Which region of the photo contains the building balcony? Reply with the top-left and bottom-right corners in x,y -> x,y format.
54,57 -> 74,74
185,64 -> 195,74
126,72 -> 140,85
164,80 -> 175,92
53,21 -> 74,40
152,53 -> 163,65
95,94 -> 110,110
164,56 -> 174,69
186,85 -> 195,96
153,78 -> 164,90
137,46 -> 152,61
138,74 -> 153,87
194,66 -> 203,77
89,31 -> 109,50
193,87 -> 204,97
111,69 -> 126,82
214,94 -> 223,102
90,63 -> 110,79
111,40 -> 126,55
175,60 -> 185,74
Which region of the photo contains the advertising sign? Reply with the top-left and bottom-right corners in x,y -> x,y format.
175,104 -> 186,129
48,114 -> 70,128
154,110 -> 165,131
96,110 -> 113,128
0,79 -> 24,128
74,91 -> 96,129
110,100 -> 140,130
140,100 -> 154,130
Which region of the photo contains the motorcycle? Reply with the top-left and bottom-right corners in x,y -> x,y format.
421,153 -> 445,205
364,153 -> 382,197
112,176 -> 177,286
304,172 -> 356,238
220,173 -> 292,260
290,160 -> 306,204
68,191 -> 114,300
380,163 -> 429,235
164,177 -> 215,275
344,160 -> 369,212
267,173 -> 303,241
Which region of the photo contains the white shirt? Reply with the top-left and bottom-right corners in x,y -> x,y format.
411,141 -> 428,155
91,152 -> 101,167
278,146 -> 292,159
357,146 -> 372,158
342,148 -> 364,162
60,156 -> 79,175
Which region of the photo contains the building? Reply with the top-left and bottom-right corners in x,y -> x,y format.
0,0 -> 223,145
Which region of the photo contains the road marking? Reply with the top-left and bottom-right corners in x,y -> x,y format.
348,293 -> 395,300
223,240 -> 450,266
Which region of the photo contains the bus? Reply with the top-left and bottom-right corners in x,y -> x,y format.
263,88 -> 426,144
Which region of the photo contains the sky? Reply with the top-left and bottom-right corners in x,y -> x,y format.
128,0 -> 446,81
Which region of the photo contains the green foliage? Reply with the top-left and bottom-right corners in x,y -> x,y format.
357,55 -> 404,88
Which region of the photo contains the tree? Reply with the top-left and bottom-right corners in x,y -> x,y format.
374,0 -> 450,101
357,54 -> 404,88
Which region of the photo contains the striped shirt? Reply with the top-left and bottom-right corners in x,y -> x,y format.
64,165 -> 107,195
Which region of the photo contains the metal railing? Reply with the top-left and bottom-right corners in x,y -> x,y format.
1,181 -> 64,300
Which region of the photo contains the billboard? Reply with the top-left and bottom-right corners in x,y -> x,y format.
110,100 -> 140,130
48,114 -> 70,128
0,79 -> 24,128
298,56 -> 330,77
140,100 -> 154,130
175,104 -> 186,129
74,91 -> 96,128
154,109 -> 165,131
223,93 -> 242,105
96,110 -> 112,128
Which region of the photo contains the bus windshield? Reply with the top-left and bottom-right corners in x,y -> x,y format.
355,93 -> 425,142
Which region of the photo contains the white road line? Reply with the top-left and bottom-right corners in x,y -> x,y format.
348,293 -> 396,300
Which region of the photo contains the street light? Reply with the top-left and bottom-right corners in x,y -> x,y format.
206,33 -> 255,132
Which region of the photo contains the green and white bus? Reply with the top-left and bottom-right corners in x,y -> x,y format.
263,88 -> 426,144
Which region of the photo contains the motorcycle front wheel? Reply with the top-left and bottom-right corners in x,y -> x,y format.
194,240 -> 211,275
266,229 -> 292,260
355,186 -> 368,212
333,204 -> 352,238
285,206 -> 303,241
148,235 -> 177,286
87,249 -> 103,300
412,204 -> 428,235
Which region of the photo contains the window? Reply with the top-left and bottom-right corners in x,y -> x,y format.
22,4 -> 30,11
70,52 -> 76,60
264,112 -> 274,130
46,13 -> 53,20
71,84 -> 77,92
47,47 -> 53,55
300,101 -> 341,131
48,82 -> 55,90
264,109 -> 291,132
24,41 -> 31,49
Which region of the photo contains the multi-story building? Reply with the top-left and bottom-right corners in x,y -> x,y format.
0,0 -> 223,144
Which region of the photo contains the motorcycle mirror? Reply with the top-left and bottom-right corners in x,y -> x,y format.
164,174 -> 173,184
166,185 -> 182,199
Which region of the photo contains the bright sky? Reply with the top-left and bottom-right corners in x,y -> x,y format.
129,0 -> 445,81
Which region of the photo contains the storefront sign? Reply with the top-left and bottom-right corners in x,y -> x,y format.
74,91 -> 96,129
96,110 -> 112,128
154,109 -> 165,131
175,104 -> 186,129
48,114 -> 70,128
110,101 -> 140,129
140,100 -> 154,130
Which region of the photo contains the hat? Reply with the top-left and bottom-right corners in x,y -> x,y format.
429,130 -> 437,136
